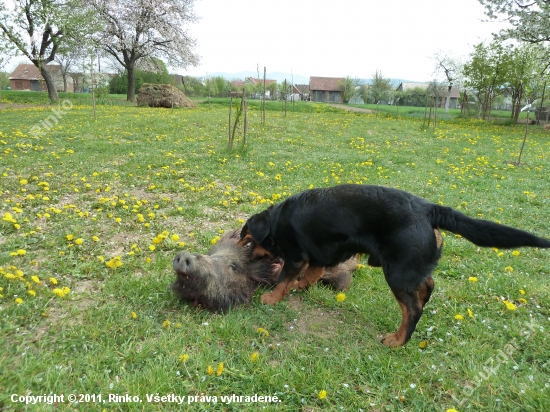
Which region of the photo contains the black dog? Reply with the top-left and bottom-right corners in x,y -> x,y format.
240,184 -> 550,347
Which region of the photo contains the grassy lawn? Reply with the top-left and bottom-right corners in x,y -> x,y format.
1,90 -> 131,106
1,99 -> 549,411
347,103 -> 529,122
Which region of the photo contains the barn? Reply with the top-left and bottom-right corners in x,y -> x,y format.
9,64 -> 72,92
309,76 -> 344,103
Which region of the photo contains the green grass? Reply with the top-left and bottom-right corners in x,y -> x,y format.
1,101 -> 549,411
1,90 -> 132,106
348,103 -> 529,121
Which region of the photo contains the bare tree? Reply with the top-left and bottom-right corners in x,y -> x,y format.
0,0 -> 95,102
91,0 -> 199,102
54,49 -> 83,92
432,51 -> 461,112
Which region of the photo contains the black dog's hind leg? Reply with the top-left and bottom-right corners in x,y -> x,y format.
381,272 -> 435,348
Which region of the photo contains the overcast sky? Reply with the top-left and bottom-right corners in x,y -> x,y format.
3,0 -> 508,82
183,0 -> 507,81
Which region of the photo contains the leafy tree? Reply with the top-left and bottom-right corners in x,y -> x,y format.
0,71 -> 8,90
479,0 -> 550,48
402,86 -> 427,106
462,41 -> 509,119
212,76 -> 229,97
108,58 -> 170,94
339,76 -> 361,103
0,0 -> 94,102
266,81 -> 278,100
501,43 -> 549,121
91,0 -> 199,102
369,70 -> 393,104
181,76 -> 204,97
358,84 -> 369,103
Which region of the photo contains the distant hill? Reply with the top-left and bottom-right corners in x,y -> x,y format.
204,71 -> 422,87
359,78 -> 420,87
208,71 -> 309,84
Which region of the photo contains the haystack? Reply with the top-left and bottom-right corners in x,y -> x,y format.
137,83 -> 195,108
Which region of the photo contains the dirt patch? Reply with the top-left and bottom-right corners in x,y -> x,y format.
0,103 -> 45,110
327,103 -> 373,114
32,279 -> 102,342
286,295 -> 341,339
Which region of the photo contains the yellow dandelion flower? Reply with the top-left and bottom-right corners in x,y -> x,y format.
454,314 -> 464,321
468,276 -> 478,283
92,236 -> 99,242
512,250 -> 520,256
256,327 -> 269,337
504,300 -> 516,311
149,245 -> 156,251
75,238 -> 83,245
162,320 -> 171,328
52,288 -> 66,297
447,409 -> 459,412
210,236 -> 220,245
15,297 -> 23,304
131,311 -> 137,319
28,290 -> 36,296
250,352 -> 259,362
519,289 -> 525,295
207,365 -> 214,375
336,293 -> 346,302
31,275 -> 40,283
467,308 -> 474,318
171,234 -> 180,242
357,263 -> 366,270
318,390 -> 327,400
145,257 -> 151,264
179,354 -> 189,362
518,298 -> 527,304
66,234 -> 74,241
216,362 -> 224,376
419,340 -> 427,349
504,266 -> 513,272
105,257 -> 122,269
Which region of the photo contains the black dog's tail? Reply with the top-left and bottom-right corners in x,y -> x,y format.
427,204 -> 550,249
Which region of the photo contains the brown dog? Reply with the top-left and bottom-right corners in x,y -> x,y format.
241,184 -> 550,347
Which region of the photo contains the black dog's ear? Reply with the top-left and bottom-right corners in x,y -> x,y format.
245,210 -> 271,244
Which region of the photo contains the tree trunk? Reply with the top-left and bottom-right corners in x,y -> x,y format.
127,63 -> 136,102
445,85 -> 451,113
39,64 -> 59,102
62,72 -> 68,93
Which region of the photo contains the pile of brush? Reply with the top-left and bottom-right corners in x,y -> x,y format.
136,83 -> 195,108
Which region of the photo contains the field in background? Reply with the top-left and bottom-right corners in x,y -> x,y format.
1,100 -> 549,411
